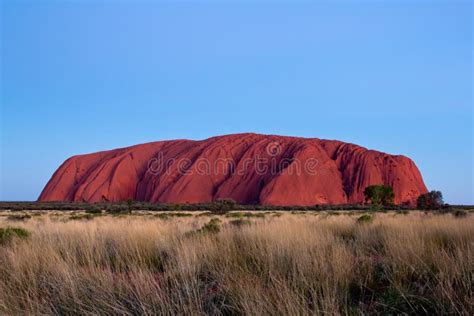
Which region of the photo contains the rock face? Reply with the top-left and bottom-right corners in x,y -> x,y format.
38,133 -> 427,206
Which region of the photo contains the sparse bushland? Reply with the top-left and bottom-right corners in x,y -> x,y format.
2,199 -> 472,214
0,201 -> 433,213
0,212 -> 472,315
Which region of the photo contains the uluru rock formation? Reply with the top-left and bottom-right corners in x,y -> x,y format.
39,133 -> 428,206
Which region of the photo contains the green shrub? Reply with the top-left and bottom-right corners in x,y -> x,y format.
357,213 -> 373,224
197,212 -> 212,217
155,213 -> 170,220
396,209 -> 409,215
364,185 -> 395,208
169,212 -> 193,217
155,212 -> 193,220
85,208 -> 102,214
453,210 -> 467,218
227,212 -> 265,218
338,228 -> 357,243
209,199 -> 236,215
7,214 -> 32,221
70,214 -> 95,221
433,207 -> 455,215
199,218 -> 221,234
106,205 -> 129,214
230,219 -> 252,227
171,204 -> 182,211
225,212 -> 245,218
246,212 -> 265,218
0,227 -> 30,245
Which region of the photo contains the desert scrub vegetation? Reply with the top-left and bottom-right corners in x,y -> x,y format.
225,211 -> 266,218
69,213 -> 103,221
7,213 -> 32,221
0,226 -> 30,245
0,212 -> 472,315
229,218 -> 252,227
356,213 -> 374,224
0,201 -> 432,212
154,212 -> 194,220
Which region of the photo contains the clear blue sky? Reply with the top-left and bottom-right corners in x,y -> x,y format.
1,0 -> 473,204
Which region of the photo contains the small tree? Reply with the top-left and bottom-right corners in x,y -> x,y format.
364,185 -> 395,209
417,191 -> 443,210
127,198 -> 134,213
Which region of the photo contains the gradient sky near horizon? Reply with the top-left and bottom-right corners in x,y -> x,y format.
1,0 -> 473,204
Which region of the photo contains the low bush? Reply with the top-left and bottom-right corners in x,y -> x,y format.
85,207 -> 103,214
396,209 -> 409,215
229,219 -> 252,227
209,199 -> 236,215
199,218 -> 221,234
155,212 -> 193,220
357,213 -> 374,224
433,207 -> 455,215
69,214 -> 95,221
226,212 -> 245,218
106,205 -> 130,214
170,212 -> 193,217
155,213 -> 169,220
453,210 -> 468,218
248,212 -> 265,218
226,212 -> 265,219
197,212 -> 212,217
0,227 -> 30,245
7,214 -> 32,221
